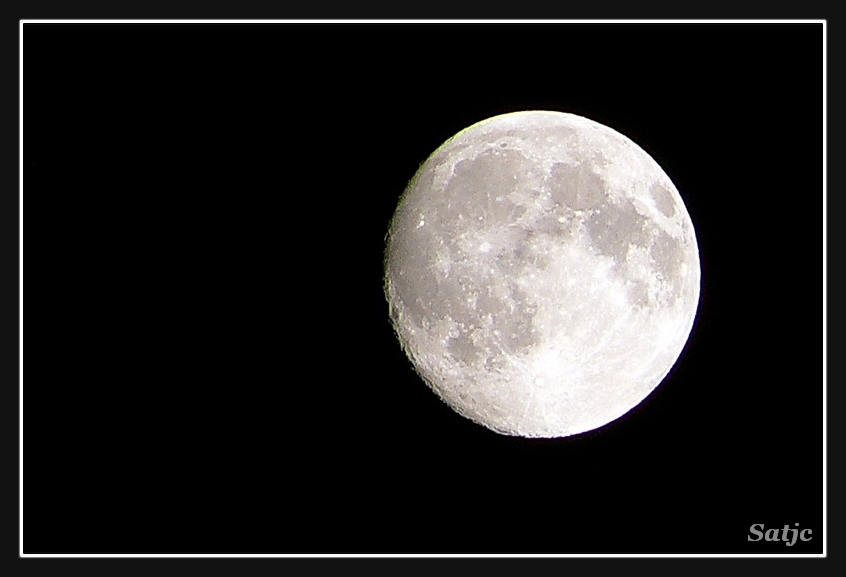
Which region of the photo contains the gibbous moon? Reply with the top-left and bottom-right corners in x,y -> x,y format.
384,111 -> 700,438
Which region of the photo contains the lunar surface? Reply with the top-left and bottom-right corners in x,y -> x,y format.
383,111 -> 700,438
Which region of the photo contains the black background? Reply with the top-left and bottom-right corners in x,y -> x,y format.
24,23 -> 822,554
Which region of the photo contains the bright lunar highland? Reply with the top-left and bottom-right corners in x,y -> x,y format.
384,111 -> 700,438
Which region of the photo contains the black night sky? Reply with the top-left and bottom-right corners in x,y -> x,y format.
25,22 -> 822,554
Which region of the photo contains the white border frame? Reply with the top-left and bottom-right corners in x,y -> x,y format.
18,18 -> 827,559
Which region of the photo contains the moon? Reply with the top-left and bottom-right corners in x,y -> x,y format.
383,110 -> 700,438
